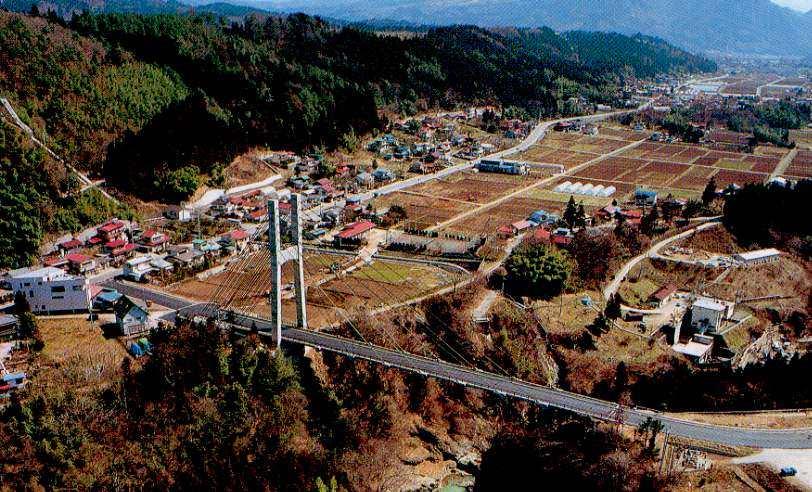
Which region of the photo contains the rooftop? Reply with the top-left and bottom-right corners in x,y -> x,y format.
693,296 -> 728,312
673,338 -> 713,358
11,266 -> 77,281
337,221 -> 375,239
735,248 -> 781,261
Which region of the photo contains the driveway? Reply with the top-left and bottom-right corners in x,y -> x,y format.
733,449 -> 812,489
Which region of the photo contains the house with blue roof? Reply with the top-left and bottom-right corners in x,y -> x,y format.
634,188 -> 658,206
372,168 -> 395,182
529,210 -> 559,226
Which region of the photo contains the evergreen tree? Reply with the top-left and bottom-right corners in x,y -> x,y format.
604,294 -> 622,320
701,176 -> 717,206
574,202 -> 587,228
641,204 -> 659,235
563,196 -> 578,228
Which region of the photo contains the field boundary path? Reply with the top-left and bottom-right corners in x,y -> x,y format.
771,148 -> 798,180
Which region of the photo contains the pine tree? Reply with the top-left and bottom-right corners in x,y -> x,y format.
574,202 -> 587,228
605,294 -> 622,319
563,195 -> 578,227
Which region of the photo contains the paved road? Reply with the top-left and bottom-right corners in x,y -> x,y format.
602,219 -> 721,301
106,279 -> 812,449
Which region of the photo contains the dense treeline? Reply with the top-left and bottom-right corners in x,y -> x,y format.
630,352 -> 812,411
0,12 -> 189,167
723,180 -> 812,248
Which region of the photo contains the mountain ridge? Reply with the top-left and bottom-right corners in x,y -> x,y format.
246,0 -> 812,56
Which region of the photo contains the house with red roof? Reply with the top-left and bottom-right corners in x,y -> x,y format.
110,243 -> 137,260
97,220 -> 126,243
138,230 -> 169,254
104,239 -> 128,253
511,220 -> 534,235
531,227 -> 551,244
58,238 -> 84,253
247,208 -> 268,222
66,253 -> 97,275
43,255 -> 69,269
649,283 -> 678,309
219,229 -> 250,253
496,224 -> 514,239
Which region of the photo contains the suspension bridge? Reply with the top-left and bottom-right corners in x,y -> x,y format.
104,194 -> 812,449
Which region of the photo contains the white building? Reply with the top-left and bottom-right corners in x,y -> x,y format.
733,248 -> 780,266
9,267 -> 90,313
123,256 -> 155,282
690,296 -> 735,333
673,334 -> 714,364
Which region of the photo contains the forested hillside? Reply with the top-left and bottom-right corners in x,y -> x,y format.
0,9 -> 713,267
2,11 -> 712,198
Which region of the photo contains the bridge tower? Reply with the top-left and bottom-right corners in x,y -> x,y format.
267,193 -> 308,351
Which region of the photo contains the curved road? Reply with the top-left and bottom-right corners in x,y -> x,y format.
104,280 -> 812,449
602,220 -> 721,301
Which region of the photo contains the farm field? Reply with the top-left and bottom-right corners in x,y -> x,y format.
514,146 -> 597,169
573,156 -> 643,181
285,259 -> 464,327
671,165 -> 718,190
712,169 -> 769,188
406,169 -> 546,204
567,139 -> 776,196
170,250 -> 464,328
442,196 -> 557,235
168,252 -> 351,304
784,150 -> 812,178
375,191 -> 469,230
512,125 -> 645,170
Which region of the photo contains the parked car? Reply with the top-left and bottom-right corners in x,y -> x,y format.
780,467 -> 797,477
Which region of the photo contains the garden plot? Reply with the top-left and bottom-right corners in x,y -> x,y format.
572,156 -> 645,181
375,192 -> 469,230
712,169 -> 768,188
671,166 -> 718,191
618,161 -> 691,187
744,155 -> 781,174
256,260 -> 465,327
515,146 -> 597,169
785,150 -> 812,178
407,170 -> 543,205
169,252 -> 348,305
